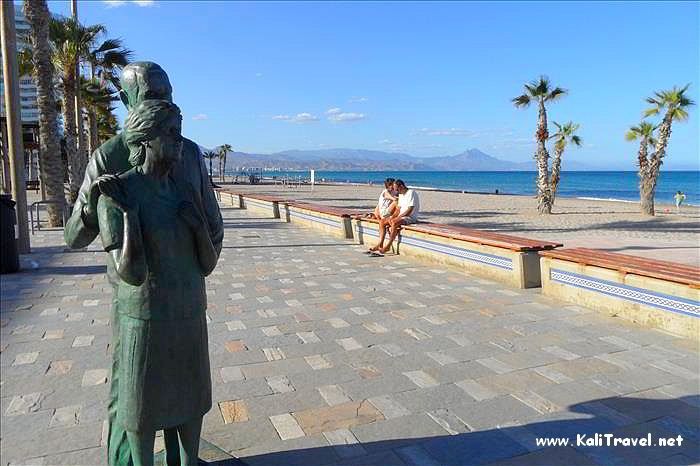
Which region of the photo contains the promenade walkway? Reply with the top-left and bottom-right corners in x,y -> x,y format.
1,204 -> 698,465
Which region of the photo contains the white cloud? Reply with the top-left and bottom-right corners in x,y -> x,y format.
326,107 -> 366,123
349,96 -> 369,103
192,113 -> 208,121
103,0 -> 155,7
272,113 -> 319,123
255,72 -> 263,78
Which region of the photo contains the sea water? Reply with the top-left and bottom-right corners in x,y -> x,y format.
251,170 -> 699,206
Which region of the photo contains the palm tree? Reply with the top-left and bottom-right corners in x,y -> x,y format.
49,17 -> 106,203
219,143 -> 232,182
637,85 -> 694,215
85,38 -> 131,155
23,0 -> 66,226
202,150 -> 218,185
625,121 -> 657,204
549,121 -> 582,204
512,76 -> 567,214
81,77 -> 120,147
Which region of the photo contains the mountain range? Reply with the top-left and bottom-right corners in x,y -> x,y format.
201,147 -> 597,171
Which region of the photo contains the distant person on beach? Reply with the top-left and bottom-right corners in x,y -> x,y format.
674,191 -> 686,213
369,179 -> 419,256
366,177 -> 397,220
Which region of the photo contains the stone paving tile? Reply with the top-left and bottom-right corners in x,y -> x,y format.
2,204 -> 699,465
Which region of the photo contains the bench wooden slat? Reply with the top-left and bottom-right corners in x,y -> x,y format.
408,223 -> 562,251
246,194 -> 286,203
540,248 -> 700,287
289,202 -> 357,218
353,217 -> 561,252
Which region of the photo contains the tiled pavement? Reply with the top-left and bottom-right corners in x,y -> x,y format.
1,204 -> 699,466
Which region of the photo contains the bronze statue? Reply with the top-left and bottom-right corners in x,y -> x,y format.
64,62 -> 223,465
96,99 -> 215,466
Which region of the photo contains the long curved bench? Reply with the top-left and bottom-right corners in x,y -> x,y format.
353,217 -> 561,288
540,248 -> 699,338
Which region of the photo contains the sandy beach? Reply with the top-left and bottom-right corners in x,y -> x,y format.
221,181 -> 700,267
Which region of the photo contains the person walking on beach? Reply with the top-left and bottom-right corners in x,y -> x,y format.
674,191 -> 686,213
367,177 -> 397,220
370,179 -> 420,256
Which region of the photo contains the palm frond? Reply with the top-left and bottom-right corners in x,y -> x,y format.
512,94 -> 531,108
642,108 -> 660,118
546,87 -> 568,102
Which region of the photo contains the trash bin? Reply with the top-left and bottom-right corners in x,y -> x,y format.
1,194 -> 20,274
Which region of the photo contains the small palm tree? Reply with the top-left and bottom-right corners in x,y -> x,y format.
512,76 -> 567,214
85,38 -> 131,154
81,77 -> 120,145
549,121 -> 582,204
49,16 -> 107,202
219,144 -> 232,182
636,85 -> 694,215
625,121 -> 657,182
23,0 -> 66,226
202,150 -> 218,185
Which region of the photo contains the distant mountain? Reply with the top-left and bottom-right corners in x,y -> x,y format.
199,146 -> 596,171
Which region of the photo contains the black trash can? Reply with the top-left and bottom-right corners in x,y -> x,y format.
1,194 -> 20,274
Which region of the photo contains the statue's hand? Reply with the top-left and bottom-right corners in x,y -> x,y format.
178,201 -> 205,230
97,175 -> 132,212
85,177 -> 104,218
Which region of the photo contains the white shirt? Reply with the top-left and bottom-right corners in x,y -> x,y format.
398,189 -> 419,220
378,189 -> 393,211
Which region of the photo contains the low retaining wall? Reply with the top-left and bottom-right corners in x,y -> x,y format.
242,195 -> 281,219
540,251 -> 699,339
216,189 -> 243,208
353,218 -> 558,289
285,203 -> 354,239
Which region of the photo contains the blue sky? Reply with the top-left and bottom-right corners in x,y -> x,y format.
46,0 -> 699,168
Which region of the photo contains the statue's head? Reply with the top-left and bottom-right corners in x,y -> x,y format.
119,62 -> 173,111
124,99 -> 182,169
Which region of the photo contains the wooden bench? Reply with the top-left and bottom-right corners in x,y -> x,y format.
353,217 -> 561,288
540,248 -> 699,338
284,202 -> 355,239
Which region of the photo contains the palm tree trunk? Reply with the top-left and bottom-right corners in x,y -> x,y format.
549,145 -> 564,206
87,110 -> 98,155
24,0 -> 66,226
637,138 -> 651,215
641,114 -> 673,216
535,99 -> 552,214
62,81 -> 81,204
222,153 -> 227,183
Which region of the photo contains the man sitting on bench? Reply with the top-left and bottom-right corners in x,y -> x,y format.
370,179 -> 419,256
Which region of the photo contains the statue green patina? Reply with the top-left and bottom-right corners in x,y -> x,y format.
64,62 -> 223,466
96,99 -> 215,466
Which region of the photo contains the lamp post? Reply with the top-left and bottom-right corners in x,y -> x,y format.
1,0 -> 31,254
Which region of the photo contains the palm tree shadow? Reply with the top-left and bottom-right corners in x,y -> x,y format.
195,395 -> 698,466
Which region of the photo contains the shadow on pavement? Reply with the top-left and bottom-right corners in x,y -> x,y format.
200,395 -> 698,466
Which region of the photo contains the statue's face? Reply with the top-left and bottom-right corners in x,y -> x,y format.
144,116 -> 183,168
